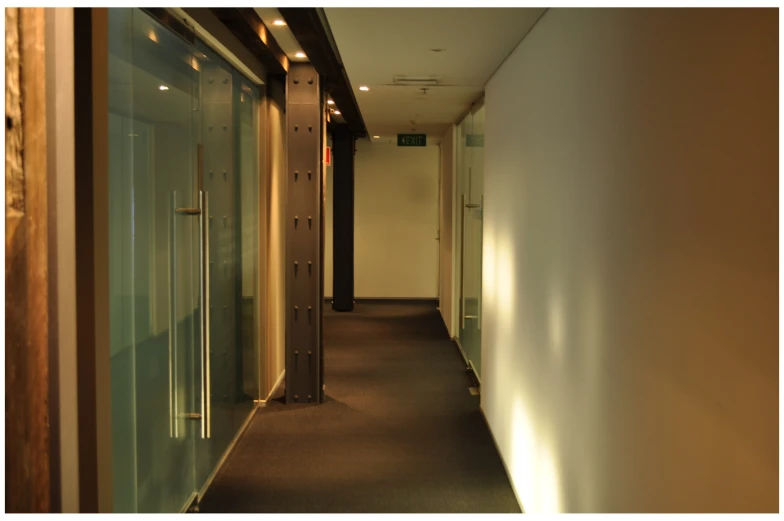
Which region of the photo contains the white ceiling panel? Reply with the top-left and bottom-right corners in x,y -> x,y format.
325,8 -> 545,138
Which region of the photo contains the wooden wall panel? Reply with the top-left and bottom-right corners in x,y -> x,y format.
5,6 -> 52,513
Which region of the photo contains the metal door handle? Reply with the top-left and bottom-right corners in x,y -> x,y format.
460,194 -> 466,330
172,188 -> 210,436
199,189 -> 211,439
168,191 -> 179,438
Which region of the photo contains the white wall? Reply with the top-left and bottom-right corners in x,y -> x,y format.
482,8 -> 777,513
439,126 -> 455,333
325,139 -> 440,298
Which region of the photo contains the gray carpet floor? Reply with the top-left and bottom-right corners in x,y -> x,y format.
198,300 -> 521,513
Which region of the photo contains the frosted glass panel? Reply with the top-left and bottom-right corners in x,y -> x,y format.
108,7 -> 199,513
458,106 -> 484,379
109,8 -> 263,512
193,41 -> 260,488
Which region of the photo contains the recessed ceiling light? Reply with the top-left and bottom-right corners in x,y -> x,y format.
359,85 -> 369,91
295,52 -> 306,58
327,100 -> 334,105
159,85 -> 169,91
373,135 -> 380,139
334,110 -> 341,115
273,19 -> 286,26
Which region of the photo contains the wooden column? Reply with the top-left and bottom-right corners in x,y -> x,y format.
5,7 -> 52,513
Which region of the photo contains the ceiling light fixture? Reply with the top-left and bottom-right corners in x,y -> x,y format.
273,19 -> 286,26
327,100 -> 334,105
159,85 -> 169,91
373,135 -> 380,139
295,52 -> 306,58
359,85 -> 369,91
334,110 -> 341,115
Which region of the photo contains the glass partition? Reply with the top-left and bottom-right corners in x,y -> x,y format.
456,104 -> 485,380
108,8 -> 263,512
108,8 -> 201,512
192,40 -> 261,488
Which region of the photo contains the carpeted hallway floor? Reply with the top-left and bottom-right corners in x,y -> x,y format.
198,300 -> 521,513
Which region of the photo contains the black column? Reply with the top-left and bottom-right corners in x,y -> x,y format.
332,125 -> 355,312
285,64 -> 324,404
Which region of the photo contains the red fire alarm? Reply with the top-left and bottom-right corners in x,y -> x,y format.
325,146 -> 331,165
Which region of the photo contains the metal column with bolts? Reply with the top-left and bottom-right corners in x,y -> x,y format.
285,63 -> 324,404
331,124 -> 355,312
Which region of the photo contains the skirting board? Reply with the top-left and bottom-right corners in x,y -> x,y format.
197,370 -> 286,507
257,370 -> 286,406
197,402 -> 259,505
468,360 -> 481,385
180,492 -> 198,513
452,336 -> 481,385
453,336 -> 470,367
479,406 -> 526,513
439,309 -> 450,333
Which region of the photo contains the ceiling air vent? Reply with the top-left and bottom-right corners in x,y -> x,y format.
392,75 -> 441,86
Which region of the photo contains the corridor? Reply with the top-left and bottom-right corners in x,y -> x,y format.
6,7 -> 778,514
199,301 -> 519,513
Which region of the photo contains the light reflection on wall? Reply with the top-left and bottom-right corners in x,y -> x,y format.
574,264 -> 604,512
509,397 -> 563,513
547,279 -> 565,362
482,223 -> 564,513
480,7 -> 776,514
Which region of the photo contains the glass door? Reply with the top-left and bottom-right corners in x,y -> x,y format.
109,8 -> 264,512
108,8 -> 202,513
458,105 -> 485,380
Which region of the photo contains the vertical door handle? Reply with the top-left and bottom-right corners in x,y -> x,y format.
460,194 -> 466,330
199,189 -> 211,439
168,191 -> 179,438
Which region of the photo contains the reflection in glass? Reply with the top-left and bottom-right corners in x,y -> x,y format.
108,8 -> 263,513
192,41 -> 261,487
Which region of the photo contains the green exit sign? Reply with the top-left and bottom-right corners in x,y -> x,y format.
397,134 -> 427,147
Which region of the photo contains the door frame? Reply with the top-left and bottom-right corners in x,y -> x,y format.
74,7 -> 112,513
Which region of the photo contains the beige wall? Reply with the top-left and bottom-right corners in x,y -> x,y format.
262,77 -> 287,398
325,139 -> 440,298
439,126 -> 455,334
481,8 -> 777,513
45,7 -> 80,511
